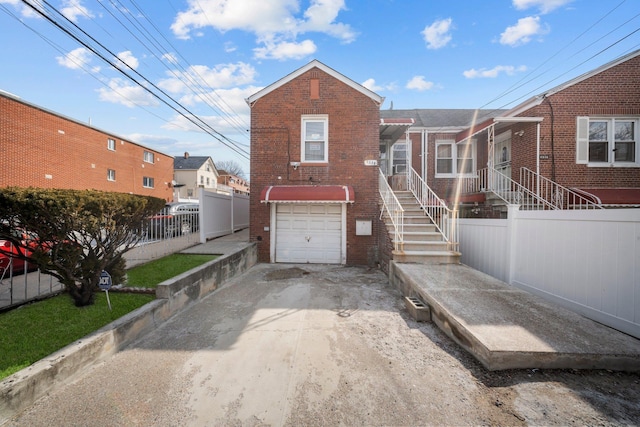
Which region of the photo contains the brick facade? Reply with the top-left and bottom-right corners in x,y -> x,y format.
513,53 -> 640,189
249,63 -> 381,265
1,92 -> 174,201
414,52 -> 640,205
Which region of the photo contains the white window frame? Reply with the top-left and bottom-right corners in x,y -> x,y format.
576,116 -> 639,167
435,139 -> 476,178
391,142 -> 407,175
107,138 -> 115,151
143,150 -> 154,164
142,176 -> 154,188
301,115 -> 328,163
107,169 -> 116,181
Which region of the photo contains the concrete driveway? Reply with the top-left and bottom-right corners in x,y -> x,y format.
7,263 -> 640,426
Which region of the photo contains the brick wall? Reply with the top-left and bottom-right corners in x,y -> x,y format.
518,54 -> 640,189
0,94 -> 174,201
249,66 -> 380,264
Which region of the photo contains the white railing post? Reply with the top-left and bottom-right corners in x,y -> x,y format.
379,169 -> 404,252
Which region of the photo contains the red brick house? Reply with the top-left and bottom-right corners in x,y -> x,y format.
247,60 -> 383,265
0,90 -> 174,201
383,49 -> 640,216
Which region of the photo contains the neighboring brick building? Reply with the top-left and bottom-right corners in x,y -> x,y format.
247,60 -> 383,265
381,49 -> 640,212
1,90 -> 174,201
217,170 -> 250,195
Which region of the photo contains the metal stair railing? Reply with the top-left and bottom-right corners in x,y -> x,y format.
519,167 -> 603,210
458,167 -> 555,210
379,169 -> 404,252
407,167 -> 459,251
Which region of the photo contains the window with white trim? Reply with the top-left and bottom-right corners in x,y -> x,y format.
143,150 -> 154,163
142,176 -> 154,188
302,115 -> 328,162
107,138 -> 115,151
576,117 -> 639,166
107,169 -> 116,181
435,140 -> 475,177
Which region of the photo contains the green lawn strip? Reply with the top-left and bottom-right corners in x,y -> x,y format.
125,253 -> 218,288
0,253 -> 217,381
0,292 -> 154,380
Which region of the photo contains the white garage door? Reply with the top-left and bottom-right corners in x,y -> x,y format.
275,203 -> 342,264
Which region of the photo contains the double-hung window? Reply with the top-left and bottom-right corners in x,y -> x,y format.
143,176 -> 154,188
302,115 -> 328,163
143,150 -> 154,163
435,140 -> 475,177
577,117 -> 639,166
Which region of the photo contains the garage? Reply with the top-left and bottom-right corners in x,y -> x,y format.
275,204 -> 342,263
260,185 -> 355,264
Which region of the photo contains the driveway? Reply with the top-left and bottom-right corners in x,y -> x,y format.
7,263 -> 640,426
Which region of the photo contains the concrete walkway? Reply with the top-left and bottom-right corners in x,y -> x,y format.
391,262 -> 640,371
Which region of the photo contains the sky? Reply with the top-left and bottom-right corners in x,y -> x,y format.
1,0 -> 639,176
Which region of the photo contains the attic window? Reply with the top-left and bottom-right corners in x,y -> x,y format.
310,78 -> 319,99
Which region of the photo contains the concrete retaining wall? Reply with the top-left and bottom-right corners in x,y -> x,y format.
0,243 -> 257,423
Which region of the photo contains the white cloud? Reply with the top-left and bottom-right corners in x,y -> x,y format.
56,47 -> 93,70
421,18 -> 453,50
116,51 -> 139,70
0,0 -> 44,19
513,0 -> 572,14
500,16 -> 548,46
361,78 -> 396,92
299,0 -> 357,43
60,0 -> 94,23
97,78 -> 159,108
254,39 -> 317,60
463,65 -> 527,79
158,62 -> 258,94
406,76 -> 434,91
362,78 -> 381,91
171,0 -> 355,60
161,53 -> 179,65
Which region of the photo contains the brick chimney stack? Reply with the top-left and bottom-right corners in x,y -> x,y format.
184,152 -> 189,159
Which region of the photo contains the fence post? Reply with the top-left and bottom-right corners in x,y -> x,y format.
506,205 -> 520,285
199,187 -> 206,244
230,190 -> 235,233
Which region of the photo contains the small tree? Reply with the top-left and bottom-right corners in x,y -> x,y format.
0,188 -> 166,307
215,159 -> 246,179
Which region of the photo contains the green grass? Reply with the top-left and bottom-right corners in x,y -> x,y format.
0,292 -> 154,379
0,253 -> 218,380
126,253 -> 217,288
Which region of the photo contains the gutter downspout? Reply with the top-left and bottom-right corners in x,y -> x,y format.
536,121 -> 541,196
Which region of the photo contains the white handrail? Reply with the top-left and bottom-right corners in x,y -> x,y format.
458,167 -> 553,209
520,167 -> 603,210
379,169 -> 404,252
407,168 -> 459,251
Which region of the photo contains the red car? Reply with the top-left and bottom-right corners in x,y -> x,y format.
0,235 -> 40,276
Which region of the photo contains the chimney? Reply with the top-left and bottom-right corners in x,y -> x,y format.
184,152 -> 189,159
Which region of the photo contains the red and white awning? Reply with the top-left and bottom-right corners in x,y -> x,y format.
260,185 -> 355,203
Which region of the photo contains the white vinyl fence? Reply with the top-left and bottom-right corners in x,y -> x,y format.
459,207 -> 640,339
199,188 -> 249,242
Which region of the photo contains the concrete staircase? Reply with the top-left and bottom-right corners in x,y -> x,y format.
384,191 -> 461,264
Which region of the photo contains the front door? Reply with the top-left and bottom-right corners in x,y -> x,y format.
494,131 -> 512,185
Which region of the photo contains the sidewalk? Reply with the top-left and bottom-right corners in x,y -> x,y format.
181,228 -> 251,256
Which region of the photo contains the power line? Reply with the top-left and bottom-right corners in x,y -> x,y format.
19,0 -> 249,160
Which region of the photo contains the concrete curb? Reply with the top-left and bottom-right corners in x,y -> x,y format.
0,243 -> 257,423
